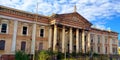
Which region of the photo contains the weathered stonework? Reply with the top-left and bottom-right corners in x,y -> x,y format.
0,5 -> 118,55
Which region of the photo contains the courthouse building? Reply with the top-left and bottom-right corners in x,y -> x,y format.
0,5 -> 119,55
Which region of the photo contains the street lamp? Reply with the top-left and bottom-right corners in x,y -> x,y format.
32,2 -> 39,60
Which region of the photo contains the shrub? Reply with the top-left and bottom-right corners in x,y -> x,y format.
93,52 -> 99,56
57,52 -> 64,59
15,51 -> 29,60
37,50 -> 49,60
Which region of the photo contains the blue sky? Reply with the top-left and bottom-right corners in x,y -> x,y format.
0,0 -> 120,40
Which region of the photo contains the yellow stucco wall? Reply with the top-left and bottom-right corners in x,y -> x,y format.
0,19 -> 49,54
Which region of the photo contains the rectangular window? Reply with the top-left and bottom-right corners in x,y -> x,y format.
39,43 -> 43,51
98,46 -> 100,53
1,23 -> 7,33
0,40 -> 5,50
98,35 -> 100,43
105,36 -> 107,43
21,41 -> 26,51
112,38 -> 116,44
112,47 -> 117,54
105,47 -> 107,54
85,36 -> 87,42
115,48 -> 117,54
22,26 -> 27,35
91,46 -> 93,52
40,29 -> 44,37
90,34 -> 94,43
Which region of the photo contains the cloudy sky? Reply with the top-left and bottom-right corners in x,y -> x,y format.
0,0 -> 120,39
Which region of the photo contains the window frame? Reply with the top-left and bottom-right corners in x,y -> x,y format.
21,41 -> 26,51
0,23 -> 8,34
105,36 -> 108,43
39,42 -> 43,51
22,26 -> 28,36
90,34 -> 94,43
97,35 -> 100,43
0,40 -> 5,50
1,23 -> 7,33
40,28 -> 45,37
105,47 -> 107,54
98,46 -> 100,53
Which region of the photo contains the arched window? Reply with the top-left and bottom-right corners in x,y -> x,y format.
0,40 -> 5,50
39,42 -> 43,51
21,41 -> 26,51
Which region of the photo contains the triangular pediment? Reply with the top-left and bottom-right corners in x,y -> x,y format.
51,12 -> 92,29
70,12 -> 92,26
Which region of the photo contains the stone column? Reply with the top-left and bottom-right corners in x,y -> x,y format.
53,25 -> 57,51
69,27 -> 73,53
94,34 -> 97,53
31,23 -> 36,54
11,20 -> 18,53
48,26 -> 52,49
87,31 -> 90,52
62,26 -> 65,53
76,29 -> 79,53
109,38 -> 112,54
82,30 -> 85,53
101,35 -> 105,54
79,32 -> 82,52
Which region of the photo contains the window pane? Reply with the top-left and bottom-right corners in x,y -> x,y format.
21,41 -> 26,51
90,34 -> 94,43
0,40 -> 5,50
22,26 -> 27,35
40,29 -> 44,37
39,43 -> 43,51
98,35 -> 100,43
105,47 -> 107,53
1,24 -> 7,33
98,46 -> 100,53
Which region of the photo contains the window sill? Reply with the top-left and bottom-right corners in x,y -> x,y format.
22,34 -> 28,36
0,33 -> 8,34
0,50 -> 5,51
40,36 -> 45,38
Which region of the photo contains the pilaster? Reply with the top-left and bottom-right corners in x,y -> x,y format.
11,20 -> 18,53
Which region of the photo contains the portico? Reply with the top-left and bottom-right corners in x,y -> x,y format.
48,24 -> 91,53
48,12 -> 92,53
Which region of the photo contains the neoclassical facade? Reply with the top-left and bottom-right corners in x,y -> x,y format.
0,5 -> 118,55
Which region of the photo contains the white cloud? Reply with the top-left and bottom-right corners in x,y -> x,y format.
0,0 -> 120,30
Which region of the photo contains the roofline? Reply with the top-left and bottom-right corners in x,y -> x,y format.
75,12 -> 92,26
91,27 -> 119,34
51,12 -> 93,26
0,5 -> 50,19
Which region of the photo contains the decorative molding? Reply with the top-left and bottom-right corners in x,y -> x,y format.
0,15 -> 48,25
